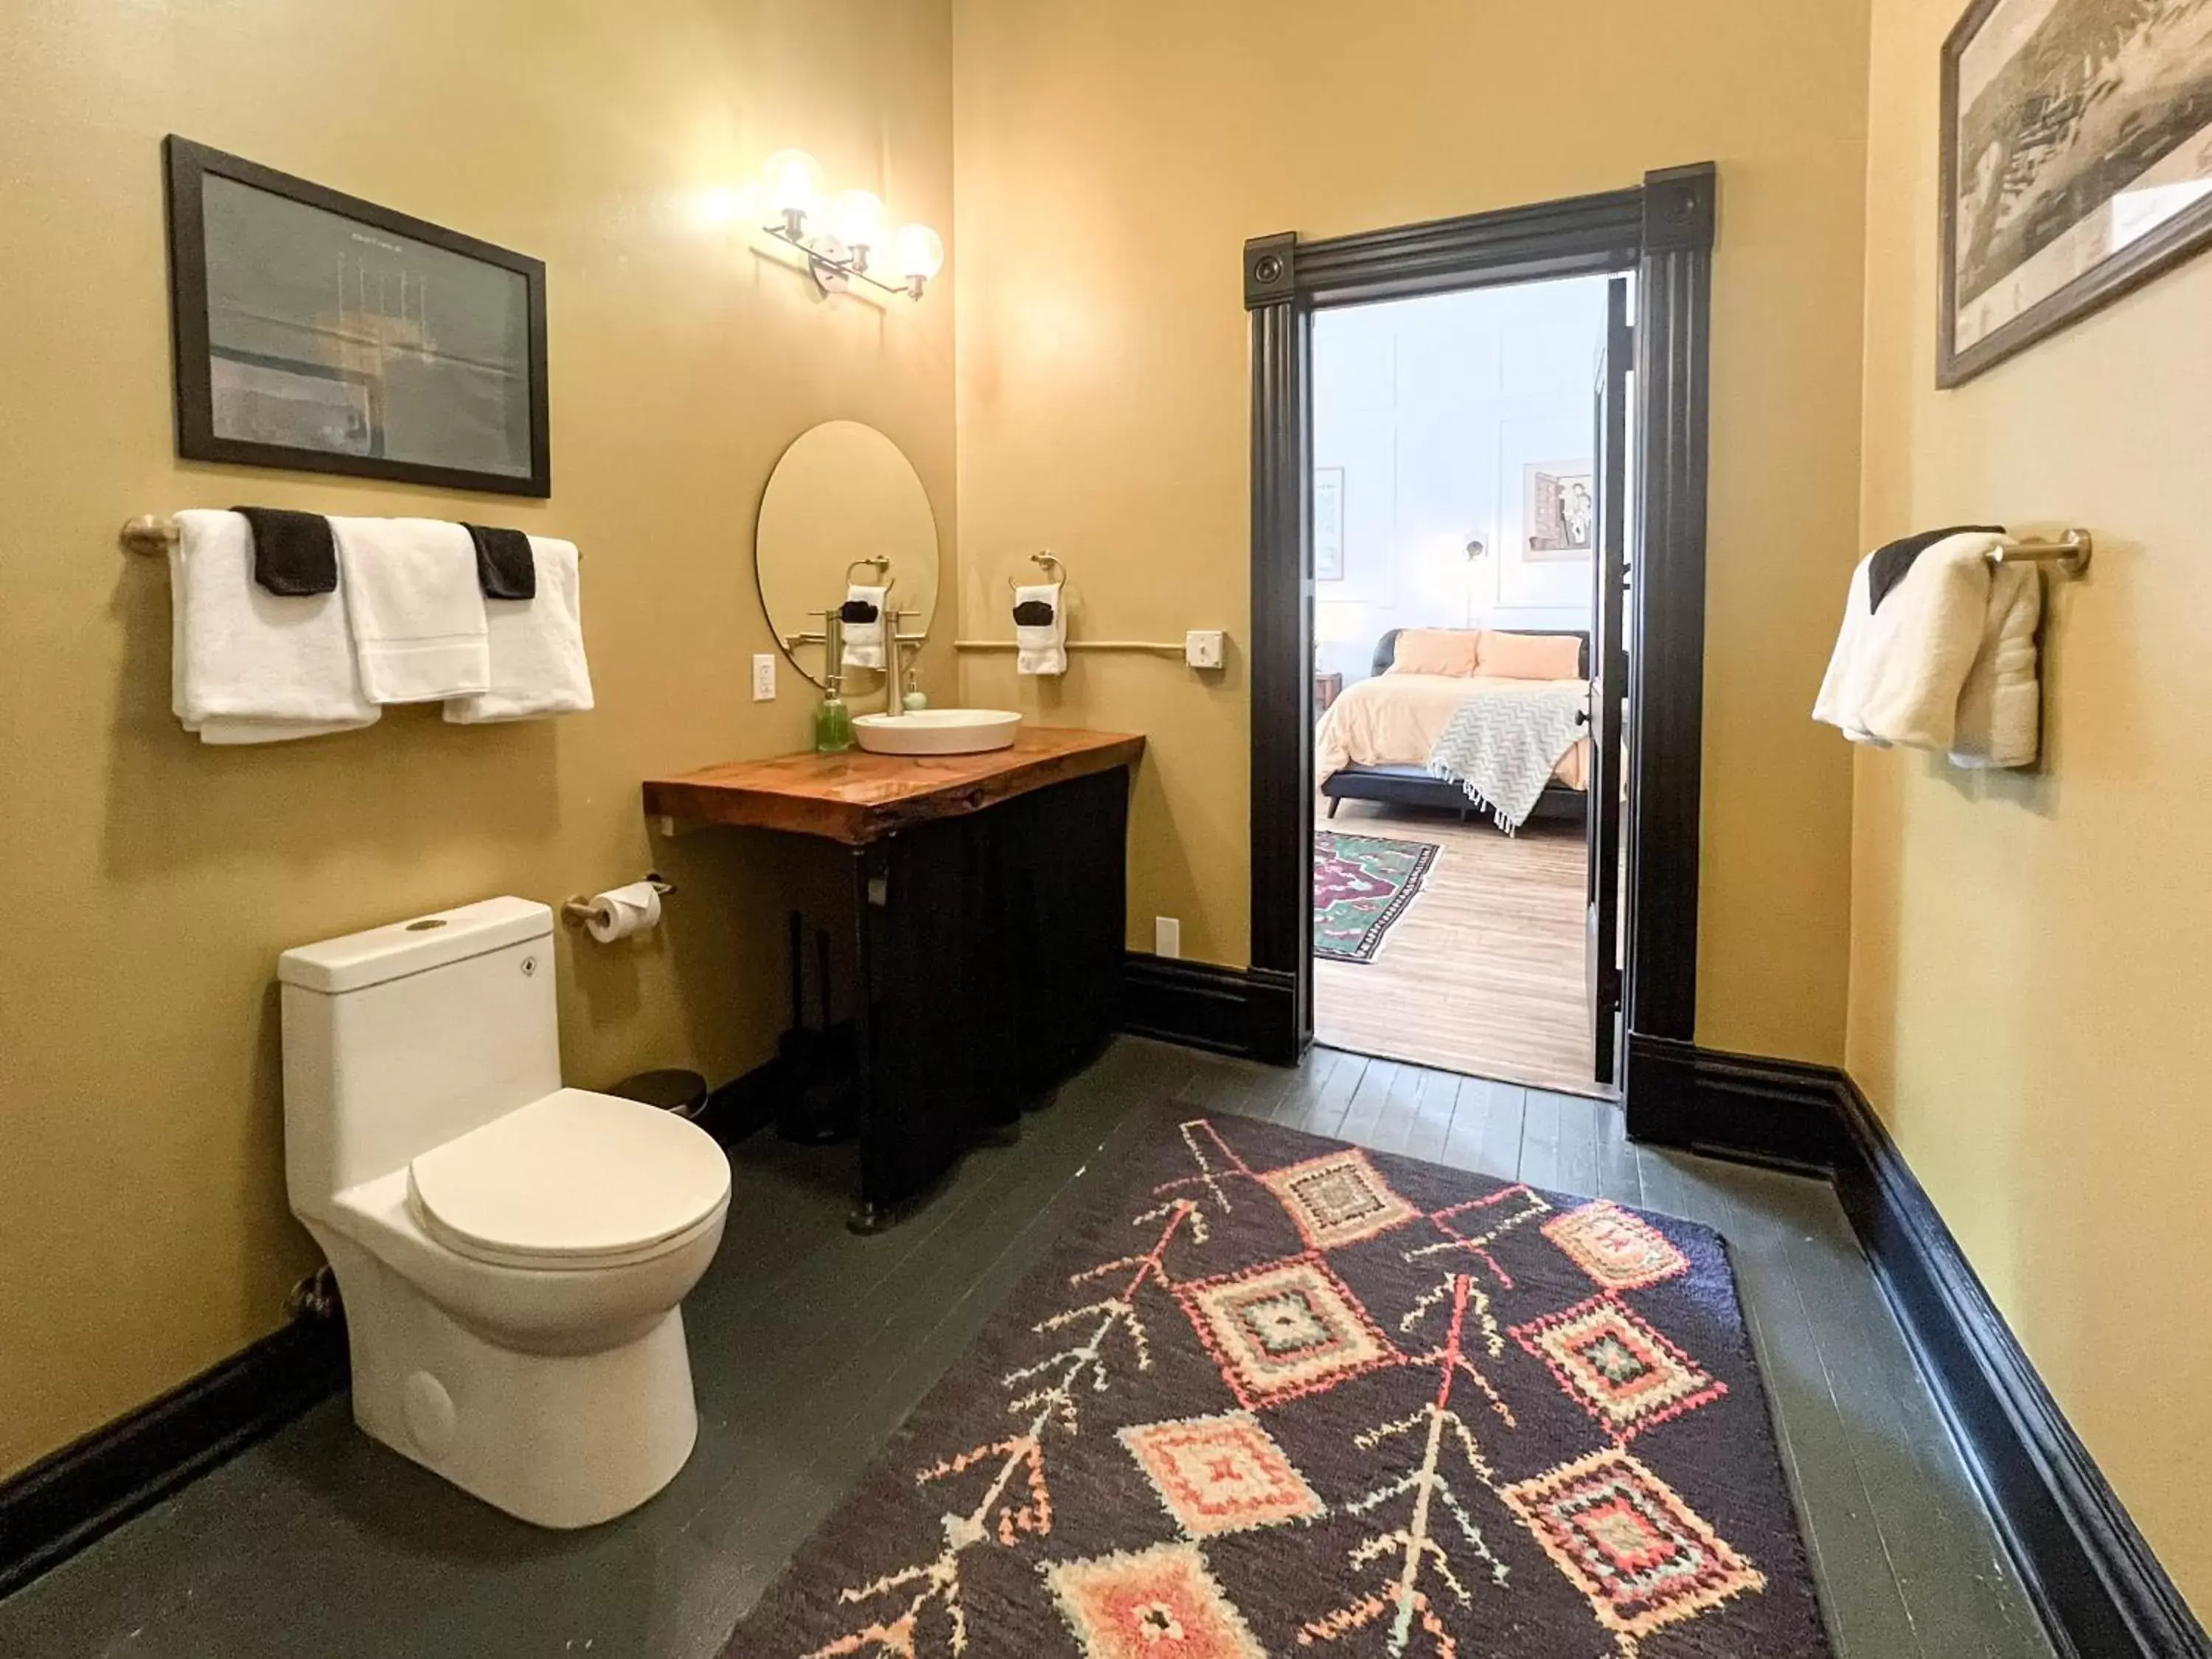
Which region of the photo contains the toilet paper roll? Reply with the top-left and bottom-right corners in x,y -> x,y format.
584,881 -> 663,944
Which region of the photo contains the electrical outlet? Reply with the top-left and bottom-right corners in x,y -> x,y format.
751,653 -> 776,701
1185,629 -> 1225,670
1155,916 -> 1181,959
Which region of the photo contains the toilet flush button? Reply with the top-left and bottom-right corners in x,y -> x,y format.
403,1371 -> 457,1458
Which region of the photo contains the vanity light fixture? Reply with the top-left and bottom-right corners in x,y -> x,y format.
755,148 -> 944,301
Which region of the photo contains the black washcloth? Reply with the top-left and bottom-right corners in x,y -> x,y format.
1868,524 -> 2004,612
838,597 -> 881,625
1012,598 -> 1057,626
463,524 -> 538,600
232,507 -> 337,596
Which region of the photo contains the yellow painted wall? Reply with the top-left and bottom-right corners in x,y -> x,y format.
950,0 -> 1873,1063
0,0 -> 954,1477
1852,0 -> 2212,1612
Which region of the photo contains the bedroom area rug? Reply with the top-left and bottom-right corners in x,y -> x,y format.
731,1109 -> 1831,1658
1314,831 -> 1439,963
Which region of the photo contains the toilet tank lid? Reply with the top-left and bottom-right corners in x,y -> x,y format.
277,897 -> 553,993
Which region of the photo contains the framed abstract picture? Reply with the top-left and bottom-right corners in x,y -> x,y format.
1940,0 -> 2212,386
164,136 -> 550,495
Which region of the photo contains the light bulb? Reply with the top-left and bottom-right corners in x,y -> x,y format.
830,189 -> 887,254
760,149 -> 824,223
892,223 -> 945,282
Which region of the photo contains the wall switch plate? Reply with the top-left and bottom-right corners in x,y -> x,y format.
1155,916 -> 1181,958
751,653 -> 776,701
1185,629 -> 1225,669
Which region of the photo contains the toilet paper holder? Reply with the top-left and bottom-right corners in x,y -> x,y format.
560,873 -> 676,925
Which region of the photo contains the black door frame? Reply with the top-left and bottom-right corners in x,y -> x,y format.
1243,162 -> 1716,1077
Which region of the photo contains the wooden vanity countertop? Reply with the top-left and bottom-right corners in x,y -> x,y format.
642,727 -> 1146,845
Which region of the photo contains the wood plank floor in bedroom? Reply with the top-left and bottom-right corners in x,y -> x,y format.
0,1039 -> 2056,1659
1317,797 -> 1597,1093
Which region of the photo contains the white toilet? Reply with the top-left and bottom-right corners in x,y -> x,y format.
279,896 -> 731,1528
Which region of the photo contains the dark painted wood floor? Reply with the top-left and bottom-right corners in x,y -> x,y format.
0,1039 -> 2055,1658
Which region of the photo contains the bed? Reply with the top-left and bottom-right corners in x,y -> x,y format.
1318,627 -> 1590,827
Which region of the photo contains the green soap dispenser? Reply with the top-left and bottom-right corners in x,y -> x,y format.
902,664 -> 929,712
815,613 -> 855,754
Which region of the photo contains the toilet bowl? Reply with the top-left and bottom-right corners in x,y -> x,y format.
279,897 -> 730,1528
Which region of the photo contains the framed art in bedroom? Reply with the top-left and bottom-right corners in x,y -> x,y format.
1522,459 -> 1595,562
162,136 -> 551,495
1939,0 -> 2212,387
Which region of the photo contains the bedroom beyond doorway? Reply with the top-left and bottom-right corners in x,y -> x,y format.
1310,273 -> 1630,1096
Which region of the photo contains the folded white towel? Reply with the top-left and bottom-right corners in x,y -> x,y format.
168,509 -> 379,745
841,583 -> 888,672
1814,530 -> 2008,753
445,538 -> 595,724
1812,557 -> 1882,745
1014,581 -> 1067,676
1950,559 -> 2040,768
329,517 -> 489,703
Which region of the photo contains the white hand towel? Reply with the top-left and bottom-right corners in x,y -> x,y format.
1014,581 -> 1067,676
329,517 -> 490,703
445,538 -> 596,723
841,584 -> 888,672
1949,560 -> 2041,768
1812,556 -> 1883,745
1813,530 -> 2006,753
168,509 -> 379,745
1852,531 -> 2005,751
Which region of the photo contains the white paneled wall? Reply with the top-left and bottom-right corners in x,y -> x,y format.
1313,275 -> 1610,685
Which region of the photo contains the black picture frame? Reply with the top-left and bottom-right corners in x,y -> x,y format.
1938,0 -> 2212,388
163,136 -> 550,495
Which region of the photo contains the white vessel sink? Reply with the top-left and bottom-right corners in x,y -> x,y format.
854,709 -> 1022,756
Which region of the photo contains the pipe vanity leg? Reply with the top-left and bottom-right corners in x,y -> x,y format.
846,841 -> 894,1234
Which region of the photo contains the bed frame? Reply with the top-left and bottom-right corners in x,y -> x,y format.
1320,627 -> 1590,829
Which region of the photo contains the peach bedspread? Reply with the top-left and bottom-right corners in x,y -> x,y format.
1316,672 -> 1590,790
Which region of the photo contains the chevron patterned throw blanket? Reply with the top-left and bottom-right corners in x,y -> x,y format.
1427,682 -> 1587,832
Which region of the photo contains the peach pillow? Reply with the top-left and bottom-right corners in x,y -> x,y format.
1388,629 -> 1481,676
1476,630 -> 1582,680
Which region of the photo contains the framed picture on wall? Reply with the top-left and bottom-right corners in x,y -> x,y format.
1522,460 -> 1594,562
1940,0 -> 2212,387
163,136 -> 551,495
1313,466 -> 1346,581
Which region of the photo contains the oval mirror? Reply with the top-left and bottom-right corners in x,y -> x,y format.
755,420 -> 940,690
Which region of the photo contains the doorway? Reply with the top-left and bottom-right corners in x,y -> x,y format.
1242,166 -> 1715,1096
1309,274 -> 1630,1093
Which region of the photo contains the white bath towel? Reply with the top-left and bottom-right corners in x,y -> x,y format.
445,538 -> 596,723
168,509 -> 380,745
1014,581 -> 1067,676
1812,557 -> 1883,745
329,516 -> 490,703
1949,559 -> 2041,768
1815,529 -> 2008,753
841,583 -> 888,672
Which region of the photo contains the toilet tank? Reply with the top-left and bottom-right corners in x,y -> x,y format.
279,897 -> 561,1206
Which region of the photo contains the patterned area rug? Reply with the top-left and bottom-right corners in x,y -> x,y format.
732,1110 -> 1829,1658
1315,832 -> 1439,963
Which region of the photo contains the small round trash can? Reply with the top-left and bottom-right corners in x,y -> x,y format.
608,1068 -> 709,1122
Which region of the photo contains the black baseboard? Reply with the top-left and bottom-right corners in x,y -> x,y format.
1121,952 -> 1265,1057
1626,1034 -> 2209,1659
1622,1032 -> 1846,1171
0,1311 -> 347,1599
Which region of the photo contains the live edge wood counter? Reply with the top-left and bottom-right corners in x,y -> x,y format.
641,728 -> 1147,845
642,727 -> 1145,1233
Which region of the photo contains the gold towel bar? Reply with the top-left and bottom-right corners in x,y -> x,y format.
1992,530 -> 2091,576
118,513 -> 582,560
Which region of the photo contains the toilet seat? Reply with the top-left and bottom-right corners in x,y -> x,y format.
408,1088 -> 730,1272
